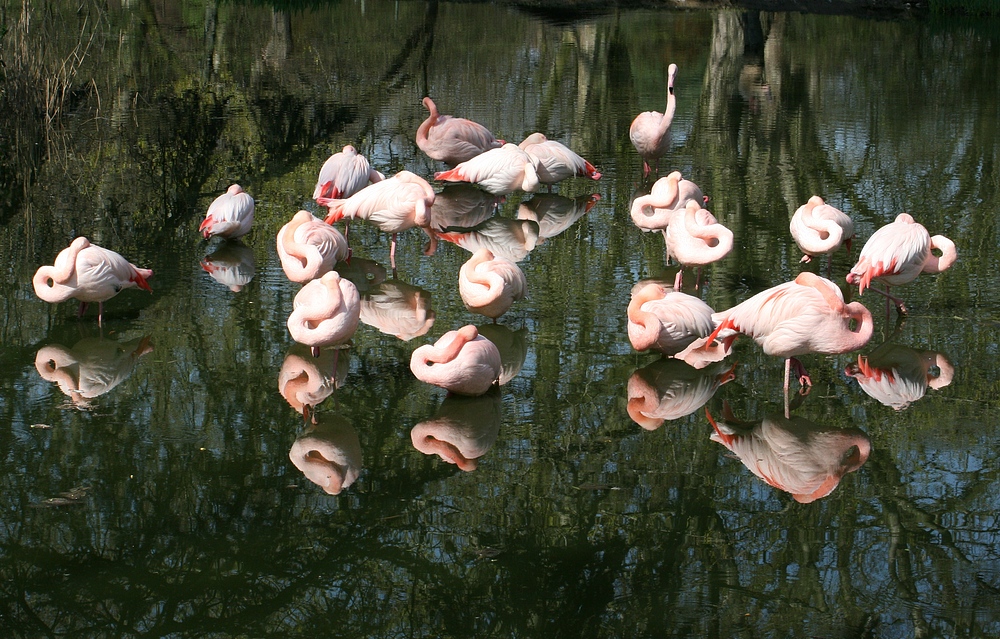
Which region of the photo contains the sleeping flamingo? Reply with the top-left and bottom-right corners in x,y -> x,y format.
517,132 -> 601,186
313,145 -> 384,201
416,96 -> 503,166
630,171 -> 706,233
33,237 -> 153,326
286,271 -> 361,358
322,170 -> 435,272
434,143 -> 540,196
789,195 -> 854,268
276,210 -> 350,283
664,200 -> 734,290
846,213 -> 956,315
409,325 -> 502,396
458,248 -> 527,321
630,63 -> 678,177
706,271 -> 874,391
627,282 -> 715,356
199,184 -> 255,240
707,402 -> 871,504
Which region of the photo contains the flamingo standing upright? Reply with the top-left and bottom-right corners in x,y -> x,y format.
707,271 -> 874,391
322,170 -> 435,272
846,213 -> 957,315
458,248 -> 527,321
409,325 -> 502,396
627,282 -> 715,356
517,132 -> 601,186
664,200 -> 734,290
33,237 -> 153,326
286,271 -> 361,358
630,63 -> 678,177
416,97 -> 503,166
277,210 -> 350,283
629,171 -> 706,233
789,195 -> 854,268
434,143 -> 540,196
199,184 -> 255,240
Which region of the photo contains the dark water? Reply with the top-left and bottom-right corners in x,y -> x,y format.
2,1 -> 999,637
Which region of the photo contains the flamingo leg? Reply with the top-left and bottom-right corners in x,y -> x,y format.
311,345 -> 321,358
868,284 -> 907,316
789,357 -> 812,391
98,302 -> 105,327
673,268 -> 684,292
389,233 -> 398,276
78,301 -> 89,319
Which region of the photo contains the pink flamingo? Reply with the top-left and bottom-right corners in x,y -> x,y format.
288,415 -> 362,495
458,248 -> 527,321
416,96 -> 503,166
517,132 -> 601,186
276,210 -> 349,283
434,143 -> 539,196
630,171 -> 706,233
789,195 -> 854,267
313,145 -> 384,201
409,325 -> 502,396
286,271 -> 361,358
630,62 -> 677,177
410,392 -> 501,471
33,237 -> 153,326
627,282 -> 715,356
323,170 -> 435,272
664,200 -> 734,290
360,279 -> 436,342
707,403 -> 871,503
846,213 -> 957,315
199,184 -> 255,240
706,271 -> 874,391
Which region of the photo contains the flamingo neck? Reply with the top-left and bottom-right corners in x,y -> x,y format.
922,235 -> 957,274
424,326 -> 479,364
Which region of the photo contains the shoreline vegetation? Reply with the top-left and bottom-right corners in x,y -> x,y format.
505,0 -> 998,18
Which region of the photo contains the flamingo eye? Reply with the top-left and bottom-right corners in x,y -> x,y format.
46,277 -> 54,288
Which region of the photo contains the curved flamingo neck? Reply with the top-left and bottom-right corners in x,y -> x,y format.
922,235 -> 957,274
463,250 -> 497,288
658,64 -> 678,136
627,284 -> 666,323
425,326 -> 479,364
415,435 -> 477,471
417,98 -> 439,146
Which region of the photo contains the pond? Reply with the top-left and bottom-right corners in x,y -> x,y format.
2,1 -> 999,637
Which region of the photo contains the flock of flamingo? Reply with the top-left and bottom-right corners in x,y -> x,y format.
30,63 -> 958,498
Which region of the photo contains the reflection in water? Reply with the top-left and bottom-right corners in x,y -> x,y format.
410,389 -> 501,471
476,323 -> 528,385
359,278 -> 435,341
334,257 -> 387,294
278,345 -> 350,415
288,413 -> 362,495
516,193 -> 599,240
627,358 -> 735,430
34,335 -> 153,407
845,344 -> 954,411
707,403 -> 871,503
200,240 -> 255,292
436,216 -> 540,262
429,183 -> 498,231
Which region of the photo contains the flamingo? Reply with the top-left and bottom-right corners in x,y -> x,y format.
789,195 -> 854,267
458,248 -> 527,321
288,415 -> 362,495
664,200 -> 734,290
313,145 -> 384,201
360,279 -> 436,341
846,213 -> 957,315
410,391 -> 502,471
286,271 -> 361,358
199,184 -> 255,240
626,358 -> 736,430
409,325 -> 502,396
706,271 -> 874,391
630,171 -> 706,233
322,170 -> 435,272
627,282 -> 715,356
433,143 -> 539,196
416,96 -> 503,166
517,132 -> 601,186
33,237 -> 153,326
630,62 -> 678,177
276,210 -> 350,283
706,403 -> 871,504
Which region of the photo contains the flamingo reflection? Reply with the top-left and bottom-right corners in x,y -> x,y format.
200,240 -> 255,292
278,345 -> 350,417
289,413 -> 362,495
35,335 -> 153,407
845,344 -> 953,411
517,193 -> 600,241
436,216 -> 540,262
627,358 -> 736,430
429,183 -> 499,231
359,279 -> 435,341
411,389 -> 501,471
476,323 -> 528,385
706,402 -> 871,503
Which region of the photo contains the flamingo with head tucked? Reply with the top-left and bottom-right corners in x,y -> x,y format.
458,248 -> 527,321
790,195 -> 854,268
33,237 -> 153,326
416,97 -> 503,166
630,63 -> 678,177
846,213 -> 956,315
313,145 -> 384,201
627,282 -> 715,356
518,132 -> 601,186
434,143 -> 539,196
199,184 -> 255,240
664,200 -> 733,290
409,325 -> 502,396
287,271 -> 361,358
630,171 -> 706,233
277,210 -> 350,283
707,271 -> 874,391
